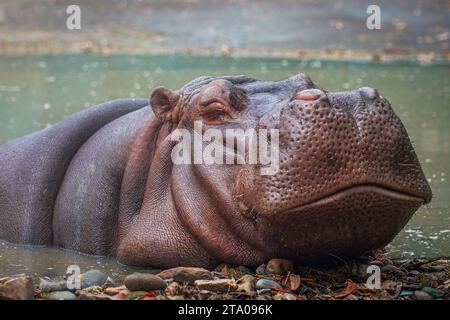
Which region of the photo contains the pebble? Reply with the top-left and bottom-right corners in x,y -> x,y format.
0,276 -> 34,300
255,264 -> 267,275
421,286 -> 444,298
255,279 -> 282,290
266,259 -> 294,275
414,290 -> 433,300
157,267 -> 213,284
194,279 -> 238,292
393,259 -> 412,266
46,291 -> 77,300
408,270 -> 420,276
428,265 -> 445,272
39,280 -> 68,292
381,264 -> 401,273
398,290 -> 414,297
124,273 -> 167,291
256,288 -> 272,295
81,269 -> 108,289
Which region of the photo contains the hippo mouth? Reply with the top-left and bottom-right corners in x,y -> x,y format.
281,183 -> 427,215
256,183 -> 427,262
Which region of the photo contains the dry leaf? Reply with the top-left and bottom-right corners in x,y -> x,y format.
282,274 -> 301,291
334,279 -> 357,298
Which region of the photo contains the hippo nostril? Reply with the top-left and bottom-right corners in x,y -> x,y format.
359,87 -> 379,101
294,89 -> 324,101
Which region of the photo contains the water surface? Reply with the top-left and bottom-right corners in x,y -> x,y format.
0,54 -> 448,276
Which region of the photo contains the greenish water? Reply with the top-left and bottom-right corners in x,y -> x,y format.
0,54 -> 449,276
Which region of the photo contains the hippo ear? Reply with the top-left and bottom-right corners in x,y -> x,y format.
150,86 -> 180,121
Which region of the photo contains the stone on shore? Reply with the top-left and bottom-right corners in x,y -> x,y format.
0,276 -> 34,300
81,269 -> 108,289
194,279 -> 238,292
157,267 -> 213,284
255,279 -> 282,290
124,273 -> 167,291
39,279 -> 68,292
46,291 -> 77,300
266,259 -> 294,275
414,290 -> 433,300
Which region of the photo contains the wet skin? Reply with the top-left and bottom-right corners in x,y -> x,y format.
0,74 -> 432,268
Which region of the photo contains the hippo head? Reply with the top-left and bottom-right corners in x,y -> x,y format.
125,74 -> 431,267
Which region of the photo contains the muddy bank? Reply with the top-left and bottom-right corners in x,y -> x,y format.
1,250 -> 449,300
0,0 -> 448,62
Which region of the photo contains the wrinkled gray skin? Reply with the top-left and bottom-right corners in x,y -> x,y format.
0,74 -> 432,268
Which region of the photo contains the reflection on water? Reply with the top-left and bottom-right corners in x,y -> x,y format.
0,54 -> 449,274
0,240 -> 158,278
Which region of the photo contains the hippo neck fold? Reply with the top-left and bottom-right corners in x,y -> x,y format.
172,163 -> 267,266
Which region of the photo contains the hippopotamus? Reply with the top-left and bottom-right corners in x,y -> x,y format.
0,74 -> 431,268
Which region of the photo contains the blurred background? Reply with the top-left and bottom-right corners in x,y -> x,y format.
0,0 -> 449,275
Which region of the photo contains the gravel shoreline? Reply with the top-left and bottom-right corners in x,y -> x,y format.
1,250 -> 449,300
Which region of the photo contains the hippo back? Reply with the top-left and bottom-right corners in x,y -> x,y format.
0,99 -> 148,245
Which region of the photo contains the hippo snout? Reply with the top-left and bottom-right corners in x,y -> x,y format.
240,82 -> 431,263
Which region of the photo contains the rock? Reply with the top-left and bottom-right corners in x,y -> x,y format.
421,286 -> 444,298
428,265 -> 446,272
398,290 -> 414,297
393,259 -> 412,266
39,280 -> 68,292
0,276 -> 34,300
124,273 -> 167,291
414,290 -> 433,300
256,288 -> 271,295
266,259 -> 294,275
255,264 -> 266,275
255,279 -> 282,290
381,264 -> 402,273
237,275 -> 256,294
408,270 -> 420,276
81,269 -> 108,289
157,267 -> 212,284
194,279 -> 238,292
46,291 -> 77,300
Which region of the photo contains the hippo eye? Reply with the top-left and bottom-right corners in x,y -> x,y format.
199,101 -> 231,125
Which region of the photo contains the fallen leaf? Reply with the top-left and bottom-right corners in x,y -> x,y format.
138,291 -> 157,300
222,265 -> 230,277
335,279 -> 357,298
282,274 -> 301,291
